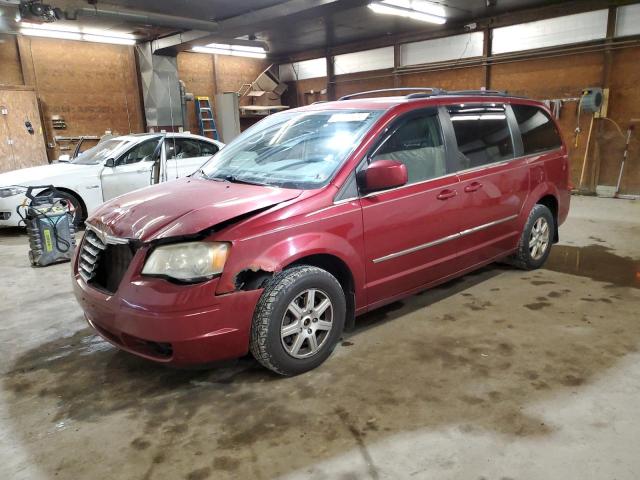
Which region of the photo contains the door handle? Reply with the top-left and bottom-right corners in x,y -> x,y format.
436,189 -> 457,200
464,182 -> 483,193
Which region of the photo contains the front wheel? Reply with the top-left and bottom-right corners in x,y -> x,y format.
250,265 -> 346,376
510,204 -> 554,270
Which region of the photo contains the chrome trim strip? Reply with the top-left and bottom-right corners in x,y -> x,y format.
333,197 -> 359,205
85,223 -> 129,245
373,232 -> 460,263
372,214 -> 518,264
458,214 -> 518,237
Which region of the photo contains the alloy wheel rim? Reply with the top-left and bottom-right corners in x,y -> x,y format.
280,288 -> 333,359
529,217 -> 550,260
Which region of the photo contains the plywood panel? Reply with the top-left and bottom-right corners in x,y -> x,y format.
491,53 -> 603,99
23,36 -> 144,159
214,55 -> 268,107
296,77 -> 328,105
334,71 -> 394,100
492,52 -> 603,190
400,66 -> 485,91
599,47 -> 640,195
0,88 -> 47,173
177,52 -> 216,134
0,34 -> 24,86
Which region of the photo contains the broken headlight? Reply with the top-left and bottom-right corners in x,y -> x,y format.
142,241 -> 230,282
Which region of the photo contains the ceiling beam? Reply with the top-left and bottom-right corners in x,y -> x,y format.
152,0 -> 370,55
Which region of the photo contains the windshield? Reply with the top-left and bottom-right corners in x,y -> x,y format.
198,109 -> 382,189
71,139 -> 133,165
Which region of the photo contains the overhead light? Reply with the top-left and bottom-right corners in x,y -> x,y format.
19,22 -> 137,45
82,34 -> 136,45
207,42 -> 266,54
20,28 -> 82,40
192,43 -> 267,59
368,0 -> 446,24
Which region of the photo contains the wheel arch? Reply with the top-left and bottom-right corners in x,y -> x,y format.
535,194 -> 559,242
38,186 -> 87,221
287,253 -> 357,330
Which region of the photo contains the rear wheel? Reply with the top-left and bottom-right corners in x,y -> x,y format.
510,204 -> 554,270
250,265 -> 346,376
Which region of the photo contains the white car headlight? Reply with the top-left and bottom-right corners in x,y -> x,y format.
0,186 -> 26,198
142,242 -> 230,282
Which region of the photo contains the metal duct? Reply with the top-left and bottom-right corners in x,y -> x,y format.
68,7 -> 219,32
136,42 -> 183,129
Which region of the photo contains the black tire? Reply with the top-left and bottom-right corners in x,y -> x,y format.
509,204 -> 554,270
38,189 -> 85,227
250,265 -> 346,376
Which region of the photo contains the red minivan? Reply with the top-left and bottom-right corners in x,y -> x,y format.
73,88 -> 570,375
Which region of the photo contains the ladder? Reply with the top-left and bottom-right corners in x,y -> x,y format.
195,96 -> 219,140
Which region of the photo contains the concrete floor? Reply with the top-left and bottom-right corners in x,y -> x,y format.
0,195 -> 638,480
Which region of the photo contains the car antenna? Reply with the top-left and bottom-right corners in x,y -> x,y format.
167,76 -> 179,180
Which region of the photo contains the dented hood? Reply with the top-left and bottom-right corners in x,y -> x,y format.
88,178 -> 302,242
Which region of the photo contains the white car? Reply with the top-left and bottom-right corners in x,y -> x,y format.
0,133 -> 224,227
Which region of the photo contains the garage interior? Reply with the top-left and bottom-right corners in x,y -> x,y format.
1,0 -> 639,478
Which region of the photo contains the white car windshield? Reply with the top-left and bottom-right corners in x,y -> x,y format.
197,109 -> 382,189
71,139 -> 134,165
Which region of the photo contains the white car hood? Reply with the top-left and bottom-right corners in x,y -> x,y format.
0,163 -> 97,187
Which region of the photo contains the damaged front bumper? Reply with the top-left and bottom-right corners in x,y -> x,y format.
72,243 -> 263,365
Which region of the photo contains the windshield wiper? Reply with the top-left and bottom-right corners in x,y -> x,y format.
218,175 -> 269,186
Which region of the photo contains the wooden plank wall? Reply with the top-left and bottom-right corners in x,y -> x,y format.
0,88 -> 48,173
284,47 -> 640,195
177,52 -> 216,134
0,34 -> 144,165
0,34 -> 24,86
25,37 -> 145,159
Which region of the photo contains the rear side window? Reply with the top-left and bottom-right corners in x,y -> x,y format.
165,139 -> 202,160
371,111 -> 446,184
512,104 -> 562,155
199,140 -> 219,156
447,104 -> 514,169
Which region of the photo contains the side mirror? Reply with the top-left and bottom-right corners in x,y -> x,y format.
105,158 -> 116,168
357,160 -> 408,193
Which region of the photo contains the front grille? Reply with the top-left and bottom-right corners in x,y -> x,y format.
79,229 -> 135,294
78,229 -> 106,283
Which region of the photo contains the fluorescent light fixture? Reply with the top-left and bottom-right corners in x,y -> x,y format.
20,28 -> 82,40
192,44 -> 267,59
20,22 -> 137,44
20,21 -> 82,32
207,42 -> 266,53
82,34 -> 136,45
368,0 -> 446,24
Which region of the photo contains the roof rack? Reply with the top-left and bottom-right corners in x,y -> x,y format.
335,87 -> 526,102
338,87 -> 444,100
445,89 -> 509,96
